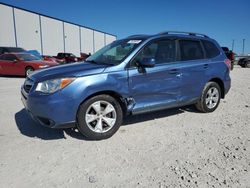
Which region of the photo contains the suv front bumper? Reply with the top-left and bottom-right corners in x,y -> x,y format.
21,86 -> 76,129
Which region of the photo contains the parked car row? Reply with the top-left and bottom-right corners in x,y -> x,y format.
0,46 -> 91,76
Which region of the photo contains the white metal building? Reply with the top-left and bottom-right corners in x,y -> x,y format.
0,3 -> 116,56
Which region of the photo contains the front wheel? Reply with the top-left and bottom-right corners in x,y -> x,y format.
25,67 -> 34,77
195,82 -> 221,113
77,95 -> 123,140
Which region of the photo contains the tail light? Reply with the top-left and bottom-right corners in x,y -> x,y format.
224,59 -> 231,70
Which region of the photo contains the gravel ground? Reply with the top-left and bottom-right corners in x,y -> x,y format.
0,66 -> 249,188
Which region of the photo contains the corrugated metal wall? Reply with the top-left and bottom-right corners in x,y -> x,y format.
0,3 -> 116,56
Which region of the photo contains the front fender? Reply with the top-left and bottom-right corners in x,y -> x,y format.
62,71 -> 129,116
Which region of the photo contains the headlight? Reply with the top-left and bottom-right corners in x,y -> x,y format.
39,65 -> 49,68
35,78 -> 76,94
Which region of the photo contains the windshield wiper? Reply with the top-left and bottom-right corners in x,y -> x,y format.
85,60 -> 115,66
85,60 -> 100,64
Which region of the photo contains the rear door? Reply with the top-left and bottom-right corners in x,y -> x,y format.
128,39 -> 182,114
178,39 -> 208,103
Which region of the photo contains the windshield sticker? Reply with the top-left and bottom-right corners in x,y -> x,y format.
127,40 -> 142,44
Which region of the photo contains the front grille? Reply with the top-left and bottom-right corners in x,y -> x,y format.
24,78 -> 34,93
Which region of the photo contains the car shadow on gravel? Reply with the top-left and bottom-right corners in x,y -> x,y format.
15,109 -> 66,140
15,105 -> 198,140
15,108 -> 92,141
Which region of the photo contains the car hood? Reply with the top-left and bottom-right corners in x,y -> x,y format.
29,61 -> 108,82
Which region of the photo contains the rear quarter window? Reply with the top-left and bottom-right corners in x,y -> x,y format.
202,40 -> 220,58
179,40 -> 204,61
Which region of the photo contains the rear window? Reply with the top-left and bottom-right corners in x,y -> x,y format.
203,40 -> 220,58
179,40 -> 204,61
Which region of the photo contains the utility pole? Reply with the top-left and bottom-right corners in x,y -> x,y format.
232,39 -> 235,51
242,39 -> 245,55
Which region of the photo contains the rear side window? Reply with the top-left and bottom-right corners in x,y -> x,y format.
179,40 -> 204,61
202,40 -> 220,58
0,54 -> 16,61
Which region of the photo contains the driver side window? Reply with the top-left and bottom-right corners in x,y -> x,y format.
131,39 -> 176,67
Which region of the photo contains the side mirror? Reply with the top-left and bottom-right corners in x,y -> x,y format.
138,58 -> 155,68
13,59 -> 18,63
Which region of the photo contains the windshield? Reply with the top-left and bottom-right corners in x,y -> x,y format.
86,39 -> 143,65
16,53 -> 41,61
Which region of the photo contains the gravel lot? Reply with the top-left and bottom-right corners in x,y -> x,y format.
0,66 -> 249,188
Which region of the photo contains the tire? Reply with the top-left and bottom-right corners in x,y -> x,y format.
246,61 -> 250,68
77,95 -> 123,140
25,67 -> 34,77
195,82 -> 221,113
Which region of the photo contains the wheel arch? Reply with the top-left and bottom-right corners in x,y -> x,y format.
209,78 -> 225,98
78,90 -> 128,116
25,65 -> 34,70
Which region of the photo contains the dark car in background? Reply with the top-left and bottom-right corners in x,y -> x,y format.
0,53 -> 58,76
237,56 -> 250,68
80,52 -> 91,61
54,53 -> 82,63
0,46 -> 26,55
222,47 -> 235,70
42,55 -> 65,64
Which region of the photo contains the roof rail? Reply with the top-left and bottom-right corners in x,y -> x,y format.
158,31 -> 209,38
126,34 -> 148,38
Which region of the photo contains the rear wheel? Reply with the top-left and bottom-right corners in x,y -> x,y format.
77,95 -> 123,140
25,67 -> 34,77
195,82 -> 221,113
246,61 -> 250,68
231,61 -> 234,70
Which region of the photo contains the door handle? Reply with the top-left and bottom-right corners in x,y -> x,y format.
204,64 -> 208,69
169,69 -> 179,74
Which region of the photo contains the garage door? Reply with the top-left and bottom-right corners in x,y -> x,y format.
80,27 -> 94,54
14,8 -> 41,52
0,5 -> 16,47
41,16 -> 64,56
105,34 -> 116,45
94,31 -> 105,52
64,22 -> 80,56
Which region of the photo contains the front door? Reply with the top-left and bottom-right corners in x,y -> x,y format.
128,39 -> 182,114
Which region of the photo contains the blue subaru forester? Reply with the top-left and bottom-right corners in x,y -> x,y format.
21,31 -> 231,140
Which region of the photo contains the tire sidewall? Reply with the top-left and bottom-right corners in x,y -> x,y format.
77,95 -> 123,140
246,61 -> 250,68
202,82 -> 221,113
25,67 -> 34,77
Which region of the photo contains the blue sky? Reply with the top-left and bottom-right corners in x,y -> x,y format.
1,0 -> 250,54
